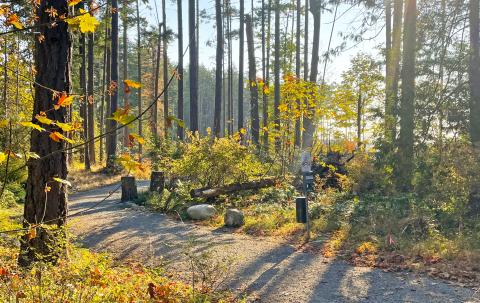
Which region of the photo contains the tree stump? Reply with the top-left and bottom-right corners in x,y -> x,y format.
121,176 -> 138,202
149,171 -> 165,193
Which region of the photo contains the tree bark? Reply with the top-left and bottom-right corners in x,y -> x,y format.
87,15 -> 95,164
264,0 -> 272,148
304,0 -> 309,81
107,0 -> 120,168
162,0 -> 169,139
100,21 -> 109,163
152,25 -> 161,138
214,0 -> 223,137
136,0 -> 142,157
294,0 -> 301,147
273,0 -> 281,152
238,0 -> 245,133
385,0 -> 403,146
395,0 -> 416,191
19,0 -> 71,266
189,0 -> 199,132
303,0 -> 321,149
121,176 -> 138,202
122,9 -> 129,148
177,0 -> 184,140
246,14 -> 259,144
80,28 -> 90,170
149,171 -> 165,192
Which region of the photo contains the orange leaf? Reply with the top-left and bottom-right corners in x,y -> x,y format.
27,227 -> 36,240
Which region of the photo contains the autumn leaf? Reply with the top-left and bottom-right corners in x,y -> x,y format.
35,113 -> 53,125
123,79 -> 141,94
166,115 -> 185,128
53,177 -> 72,187
0,119 -> 8,128
27,227 -> 37,240
109,107 -> 135,126
0,152 -> 6,164
129,133 -> 145,145
65,8 -> 100,33
49,131 -> 74,143
6,13 -> 23,29
68,0 -> 82,6
19,121 -> 45,132
26,152 -> 40,160
55,121 -> 75,132
116,153 -> 142,172
54,93 -> 74,109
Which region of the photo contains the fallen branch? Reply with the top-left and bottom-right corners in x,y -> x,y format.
190,177 -> 278,199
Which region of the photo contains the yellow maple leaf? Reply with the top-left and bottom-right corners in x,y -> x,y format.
6,13 -> 23,29
123,79 -> 141,89
68,0 -> 82,6
0,152 -> 6,164
49,131 -> 74,144
19,121 -> 45,132
54,93 -> 74,110
35,113 -> 53,125
55,122 -> 74,132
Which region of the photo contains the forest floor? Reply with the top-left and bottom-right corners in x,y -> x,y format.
69,182 -> 480,303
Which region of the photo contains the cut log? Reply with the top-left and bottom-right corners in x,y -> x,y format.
121,176 -> 138,202
190,178 -> 277,199
149,171 -> 165,192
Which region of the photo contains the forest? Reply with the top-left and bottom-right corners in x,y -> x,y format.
0,0 -> 479,301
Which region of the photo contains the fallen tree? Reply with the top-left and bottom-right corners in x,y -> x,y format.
190,177 -> 278,199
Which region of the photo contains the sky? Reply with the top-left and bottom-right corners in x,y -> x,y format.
141,0 -> 385,82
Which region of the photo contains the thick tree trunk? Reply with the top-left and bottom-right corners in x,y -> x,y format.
19,0 -> 71,266
385,0 -> 403,146
107,0 -> 120,168
213,0 -> 223,137
191,178 -> 277,198
189,0 -> 199,132
238,0 -> 245,133
303,0 -> 321,149
395,0 -> 416,191
273,0 -> 281,151
177,0 -> 184,140
246,14 -> 259,144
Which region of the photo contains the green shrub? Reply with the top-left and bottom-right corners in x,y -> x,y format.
0,189 -> 17,208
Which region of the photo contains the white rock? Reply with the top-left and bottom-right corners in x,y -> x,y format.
224,208 -> 244,227
187,204 -> 217,220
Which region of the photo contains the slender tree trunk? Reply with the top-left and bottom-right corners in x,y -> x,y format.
357,89 -> 362,147
107,0 -> 120,168
385,0 -> 403,146
177,0 -> 184,140
238,0 -> 245,132
396,0 -> 416,191
260,0 -> 265,138
469,0 -> 480,148
294,0 -> 301,147
19,0 -> 71,266
214,0 -> 223,137
105,28 -> 112,163
246,14 -> 259,144
189,0 -> 199,132
122,11 -> 129,147
136,0 -> 143,157
87,8 -> 95,164
303,0 -> 321,149
274,0 -> 281,151
80,30 -> 90,170
227,2 -> 233,135
2,38 -> 7,118
264,0 -> 272,148
162,0 -> 169,138
304,0 -> 309,81
152,25 -> 161,138
100,24 -> 109,163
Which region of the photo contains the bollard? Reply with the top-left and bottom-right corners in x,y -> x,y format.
121,176 -> 138,202
296,197 -> 307,223
149,171 -> 165,193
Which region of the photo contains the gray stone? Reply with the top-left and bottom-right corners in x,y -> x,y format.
224,208 -> 244,227
187,204 -> 217,220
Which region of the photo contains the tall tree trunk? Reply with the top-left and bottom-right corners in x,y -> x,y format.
87,8 -> 95,164
304,0 -> 309,81
189,0 -> 199,132
107,0 -> 120,168
273,0 -> 281,151
469,0 -> 480,212
214,0 -> 223,137
227,1 -> 233,135
136,0 -> 143,157
264,0 -> 272,148
80,30 -> 90,170
19,0 -> 71,266
2,38 -> 7,118
357,89 -> 362,147
294,0 -> 301,147
162,0 -> 169,139
152,25 -> 161,138
246,14 -> 259,144
122,11 -> 129,147
396,0 -> 416,191
100,24 -> 109,163
238,0 -> 244,132
303,0 -> 321,149
469,0 -> 480,148
177,0 -> 184,140
105,28 -> 112,163
385,0 -> 403,146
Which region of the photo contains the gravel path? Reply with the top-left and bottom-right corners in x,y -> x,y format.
69,182 -> 480,303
